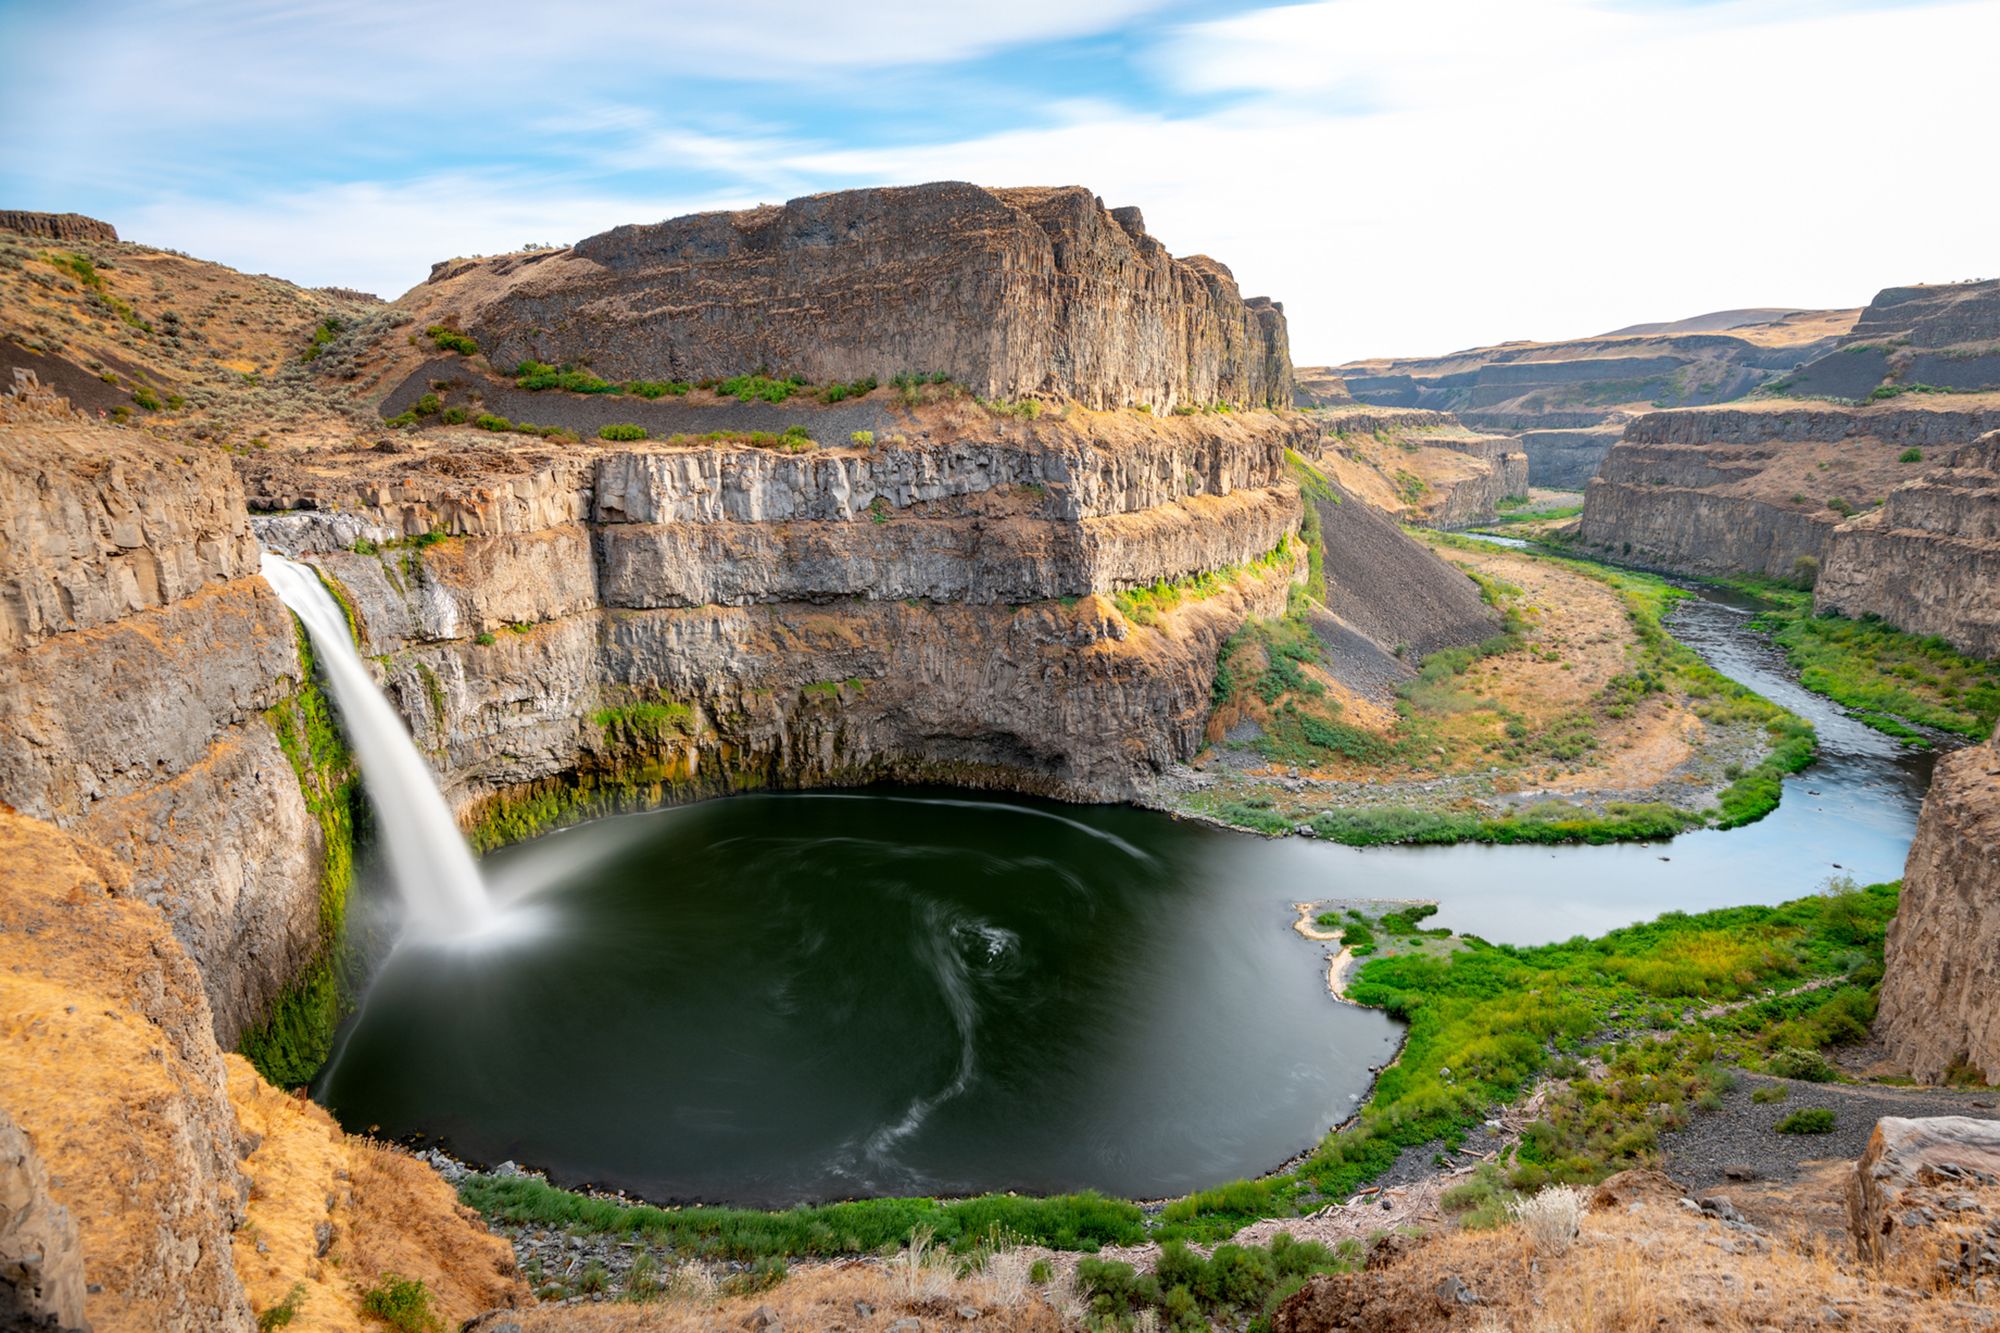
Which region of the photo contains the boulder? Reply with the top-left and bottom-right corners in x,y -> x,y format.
1848,1116 -> 2000,1289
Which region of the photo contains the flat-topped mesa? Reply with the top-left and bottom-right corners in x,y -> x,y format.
417,182 -> 1294,411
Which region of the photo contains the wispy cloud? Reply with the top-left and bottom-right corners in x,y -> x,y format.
4,0 -> 1994,360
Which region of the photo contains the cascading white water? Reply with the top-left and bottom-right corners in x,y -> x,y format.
261,552 -> 493,936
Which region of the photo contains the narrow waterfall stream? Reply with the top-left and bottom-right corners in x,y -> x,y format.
261,553 -> 494,937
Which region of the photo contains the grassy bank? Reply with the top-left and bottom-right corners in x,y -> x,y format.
454,879 -> 1897,1262
1194,528 -> 1815,844
1729,579 -> 2000,743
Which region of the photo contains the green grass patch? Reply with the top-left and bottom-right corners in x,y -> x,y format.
1113,536 -> 1295,627
1729,580 -> 2000,740
426,324 -> 477,356
515,360 -> 618,394
1775,1107 -> 1837,1134
458,1176 -> 1144,1258
598,423 -> 648,441
360,1274 -> 441,1333
665,426 -> 815,453
716,373 -> 805,403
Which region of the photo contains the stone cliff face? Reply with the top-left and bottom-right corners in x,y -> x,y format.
0,383 -> 327,1049
410,183 -> 1293,412
252,413 -> 1313,820
1877,733 -> 2000,1084
0,210 -> 118,243
1578,402 -> 2000,580
1307,406 -> 1526,527
1518,425 -> 1621,489
1816,432 -> 2000,658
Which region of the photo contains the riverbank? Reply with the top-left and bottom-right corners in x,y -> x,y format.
1149,531 -> 1815,844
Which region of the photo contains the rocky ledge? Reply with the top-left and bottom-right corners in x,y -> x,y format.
408,183 -> 1293,412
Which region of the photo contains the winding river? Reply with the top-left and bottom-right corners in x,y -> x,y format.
315,582 -> 1935,1206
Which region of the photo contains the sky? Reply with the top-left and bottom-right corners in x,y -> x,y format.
2,0 -> 1995,364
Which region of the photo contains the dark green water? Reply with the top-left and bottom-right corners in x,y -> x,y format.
318,792 -> 1403,1205
317,587 -> 1937,1206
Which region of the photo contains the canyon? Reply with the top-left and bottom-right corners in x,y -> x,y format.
3,195 -> 1999,1333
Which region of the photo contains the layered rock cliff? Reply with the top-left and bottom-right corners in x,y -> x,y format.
250,410 -> 1314,822
1877,733 -> 2000,1083
0,379 -> 329,1049
1578,400 -> 2000,579
1337,306 -> 1854,422
1816,432 -> 2000,658
1517,425 -> 1622,489
0,210 -> 118,243
1305,406 -> 1527,527
407,183 -> 1293,412
1784,279 -> 2000,400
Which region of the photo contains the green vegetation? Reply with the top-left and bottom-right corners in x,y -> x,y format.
514,359 -> 617,393
818,376 -> 877,403
1734,580 -> 2000,740
132,385 -> 163,411
256,1282 -> 307,1331
472,413 -> 579,442
665,426 -> 814,453
240,622 -> 358,1087
598,423 -> 648,441
1899,447 -> 1924,464
1867,382 -> 1960,402
360,1274 -> 441,1333
1751,1084 -> 1789,1104
459,1175 -> 1144,1258
300,317 -> 343,362
592,700 -> 694,744
1775,1107 -> 1837,1134
1077,1232 -> 1357,1332
425,324 -> 477,356
1113,537 -> 1295,627
891,370 -> 958,406
716,372 -> 805,403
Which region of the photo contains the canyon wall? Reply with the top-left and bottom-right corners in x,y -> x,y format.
1307,406 -> 1526,527
1518,425 -> 1621,489
0,381 -> 329,1049
1877,733 -> 2000,1083
1578,402 -> 2000,579
1816,432 -> 2000,658
252,413 -> 1315,820
411,183 -> 1293,412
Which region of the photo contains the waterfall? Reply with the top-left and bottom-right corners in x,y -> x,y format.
261,553 -> 493,936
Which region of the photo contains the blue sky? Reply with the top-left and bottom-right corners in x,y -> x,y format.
3,0 -> 1995,362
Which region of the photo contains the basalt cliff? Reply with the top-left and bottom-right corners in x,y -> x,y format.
0,195 -> 1498,1328
409,183 -> 1293,412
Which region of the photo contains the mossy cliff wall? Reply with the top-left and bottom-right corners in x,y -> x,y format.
0,402 -> 345,1053
255,413 -> 1318,840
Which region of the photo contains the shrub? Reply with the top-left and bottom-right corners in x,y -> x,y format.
132,385 -> 163,411
360,1274 -> 441,1333
257,1282 -> 307,1331
300,317 -> 342,362
1899,447 -> 1923,463
1764,1047 -> 1835,1082
850,430 -> 875,448
426,325 -> 478,355
1510,1184 -> 1587,1255
716,373 -> 803,403
515,360 -> 617,393
1775,1107 -> 1836,1135
1750,1084 -> 1789,1104
440,406 -> 467,424
624,379 -> 691,398
818,376 -> 877,403
598,423 -> 648,441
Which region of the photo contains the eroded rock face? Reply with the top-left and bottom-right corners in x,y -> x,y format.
1578,404 -> 2000,579
1518,426 -> 1621,489
414,183 -> 1293,411
0,1109 -> 86,1332
255,416 -> 1315,811
1817,433 -> 2000,659
0,407 -> 322,1046
0,211 -> 118,244
1848,1115 -> 2000,1290
1877,734 -> 2000,1084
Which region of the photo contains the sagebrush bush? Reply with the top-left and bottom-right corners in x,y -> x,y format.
1511,1184 -> 1587,1255
1775,1107 -> 1836,1135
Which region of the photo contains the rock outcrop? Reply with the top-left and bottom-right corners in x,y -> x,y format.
1305,406 -> 1526,527
1578,401 -> 2000,579
1877,733 -> 2000,1084
0,210 -> 118,244
1849,1116 -> 2000,1289
409,183 -> 1293,411
1785,280 -> 2000,400
0,1108 -> 86,1331
1816,432 -> 2000,658
1517,425 -> 1622,489
0,377 -> 325,1049
251,411 -> 1315,816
